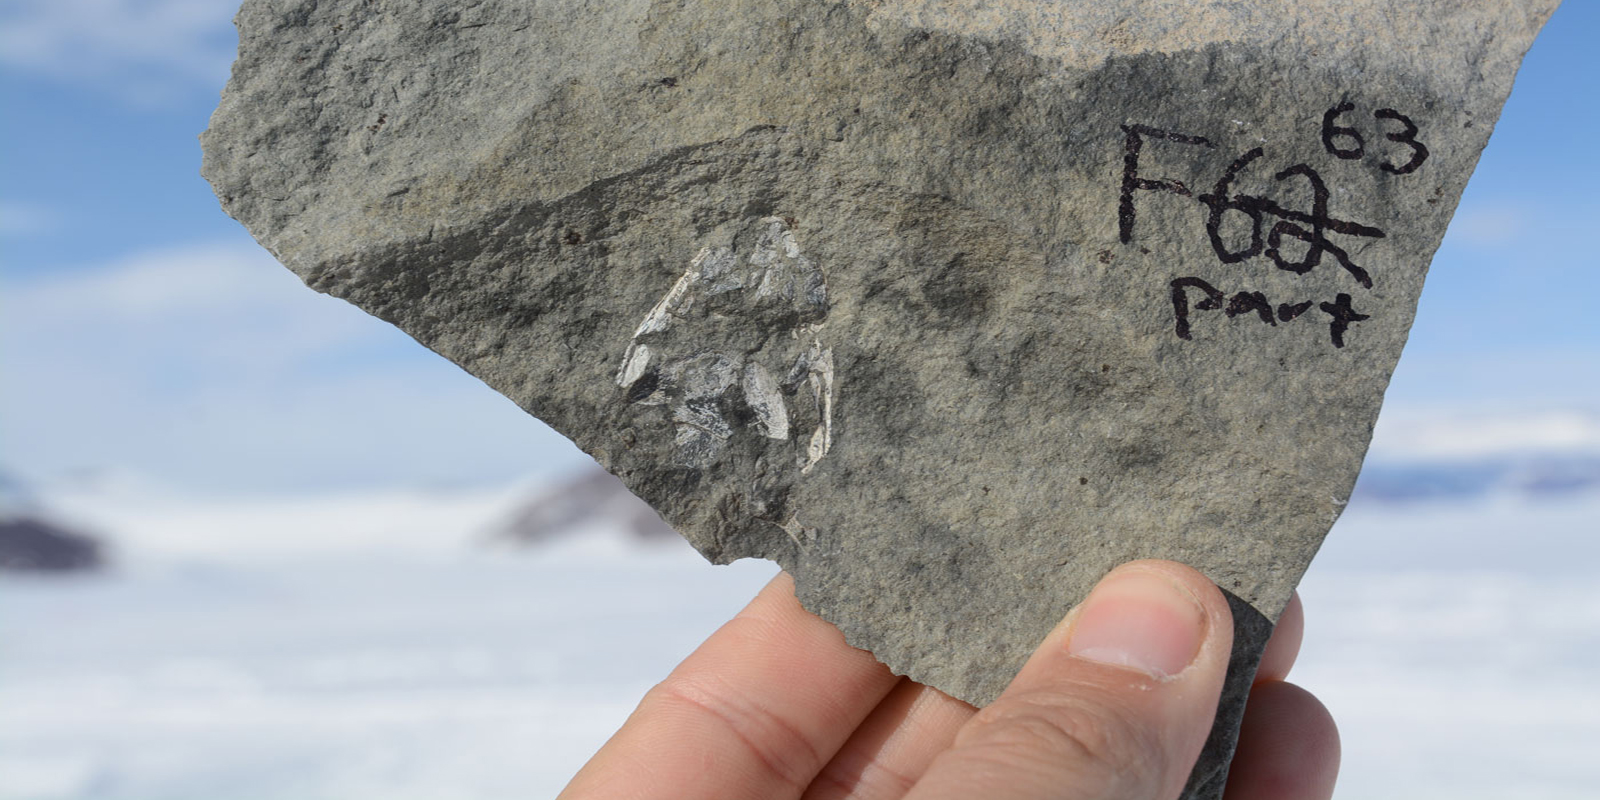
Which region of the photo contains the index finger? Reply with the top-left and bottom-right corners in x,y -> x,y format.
1256,591 -> 1305,684
559,572 -> 901,800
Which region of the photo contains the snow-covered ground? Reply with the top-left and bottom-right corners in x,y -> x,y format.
2,477 -> 1597,799
1298,497 -> 1600,800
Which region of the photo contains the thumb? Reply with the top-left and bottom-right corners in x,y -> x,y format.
906,560 -> 1234,800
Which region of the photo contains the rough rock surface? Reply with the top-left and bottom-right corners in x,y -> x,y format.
201,1 -> 1557,794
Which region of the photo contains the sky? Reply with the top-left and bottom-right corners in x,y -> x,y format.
1,0 -> 1597,495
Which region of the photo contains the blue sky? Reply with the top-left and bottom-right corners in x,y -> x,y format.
1,1 -> 1596,494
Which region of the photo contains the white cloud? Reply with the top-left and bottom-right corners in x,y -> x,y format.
2,241 -> 377,375
0,241 -> 590,494
1369,407 -> 1600,462
0,0 -> 237,101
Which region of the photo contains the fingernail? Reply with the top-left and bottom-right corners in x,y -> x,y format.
1066,568 -> 1207,679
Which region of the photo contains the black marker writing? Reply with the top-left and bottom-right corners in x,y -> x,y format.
1119,124 -> 1216,244
1374,108 -> 1428,175
1321,102 -> 1365,160
1321,103 -> 1429,174
1317,293 -> 1371,348
1197,151 -> 1385,289
1169,278 -> 1371,349
1120,128 -> 1386,288
1122,101 -> 1426,349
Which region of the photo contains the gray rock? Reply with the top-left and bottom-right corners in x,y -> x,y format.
201,1 -> 1557,794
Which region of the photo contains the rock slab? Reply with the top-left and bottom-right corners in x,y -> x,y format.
201,1 -> 1557,795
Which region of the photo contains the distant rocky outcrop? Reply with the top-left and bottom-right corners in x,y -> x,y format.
0,516 -> 105,573
495,468 -> 676,547
1354,454 -> 1600,505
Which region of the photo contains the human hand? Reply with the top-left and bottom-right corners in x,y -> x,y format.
560,560 -> 1338,800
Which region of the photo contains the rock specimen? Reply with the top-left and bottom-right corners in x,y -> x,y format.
201,1 -> 1558,794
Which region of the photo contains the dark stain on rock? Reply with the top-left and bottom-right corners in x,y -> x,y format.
922,252 -> 991,322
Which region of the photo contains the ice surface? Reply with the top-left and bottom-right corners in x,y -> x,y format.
1,482 -> 1596,799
